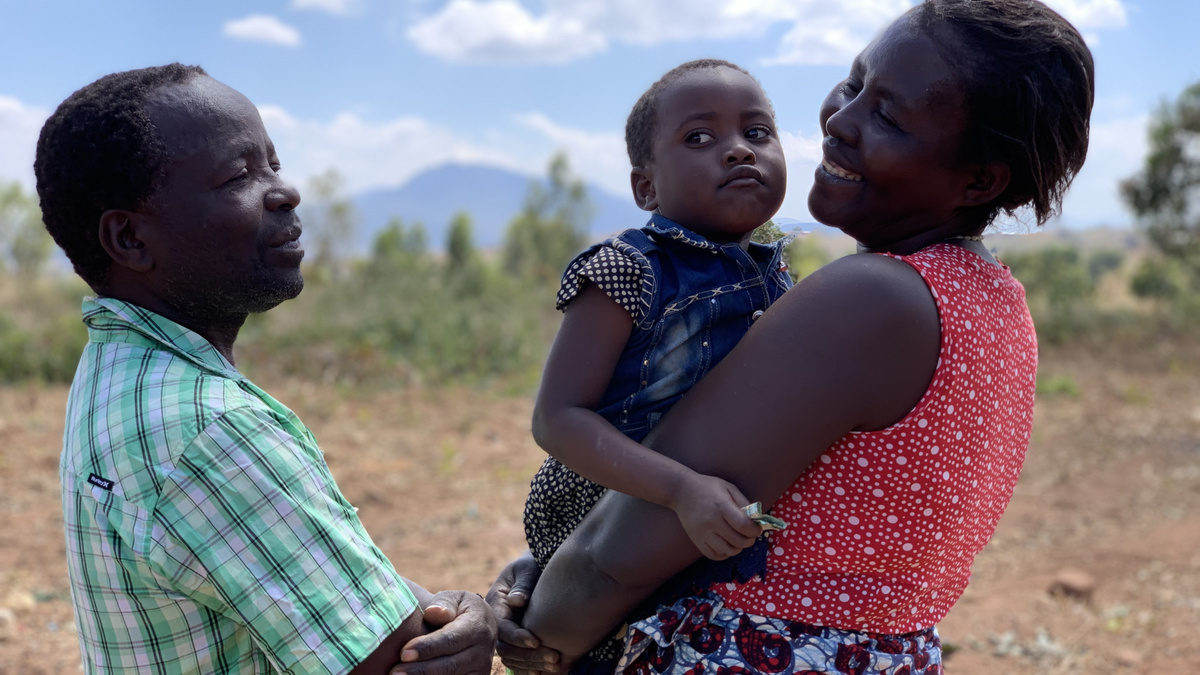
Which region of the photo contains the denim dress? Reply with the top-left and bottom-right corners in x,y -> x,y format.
523,213 -> 794,569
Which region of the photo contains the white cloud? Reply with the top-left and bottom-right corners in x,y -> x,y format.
557,0 -> 770,46
258,104 -> 523,194
406,0 -> 1129,66
1044,0 -> 1128,46
742,0 -> 914,66
1043,0 -> 1127,30
292,0 -> 359,14
407,0 -> 607,64
223,14 -> 303,47
776,128 -> 823,222
0,95 -> 49,191
1056,113 -> 1148,227
518,113 -> 629,196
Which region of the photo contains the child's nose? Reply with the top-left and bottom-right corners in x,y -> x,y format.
725,141 -> 756,164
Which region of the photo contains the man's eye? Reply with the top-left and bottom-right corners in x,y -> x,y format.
227,168 -> 249,184
745,126 -> 772,140
685,131 -> 714,144
840,79 -> 861,97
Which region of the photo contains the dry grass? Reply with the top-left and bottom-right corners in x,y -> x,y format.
1,340 -> 1198,674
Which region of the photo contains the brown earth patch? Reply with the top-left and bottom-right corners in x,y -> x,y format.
1,341 -> 1198,674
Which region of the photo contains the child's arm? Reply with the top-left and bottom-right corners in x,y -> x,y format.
532,283 -> 761,560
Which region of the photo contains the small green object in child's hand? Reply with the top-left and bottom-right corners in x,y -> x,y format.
743,502 -> 787,532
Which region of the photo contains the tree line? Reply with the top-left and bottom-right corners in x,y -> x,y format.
1,79 -> 1199,384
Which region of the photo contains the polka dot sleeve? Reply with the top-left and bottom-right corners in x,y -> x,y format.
555,246 -> 645,322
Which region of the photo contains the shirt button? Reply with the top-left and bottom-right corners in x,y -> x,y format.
752,310 -> 764,321
702,341 -> 709,347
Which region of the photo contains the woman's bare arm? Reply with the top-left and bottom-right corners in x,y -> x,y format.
522,253 -> 943,664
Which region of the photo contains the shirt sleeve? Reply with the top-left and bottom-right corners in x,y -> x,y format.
147,405 -> 419,675
556,245 -> 646,322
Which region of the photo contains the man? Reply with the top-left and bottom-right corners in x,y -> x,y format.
35,64 -> 496,674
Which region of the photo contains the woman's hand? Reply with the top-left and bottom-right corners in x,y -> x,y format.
487,552 -> 563,674
670,471 -> 761,560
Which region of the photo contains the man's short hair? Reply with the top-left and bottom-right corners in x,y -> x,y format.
34,63 -> 208,291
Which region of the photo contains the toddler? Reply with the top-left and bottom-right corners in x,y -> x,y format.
524,59 -> 792,568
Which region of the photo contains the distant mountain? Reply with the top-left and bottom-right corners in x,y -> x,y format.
348,163 -> 648,253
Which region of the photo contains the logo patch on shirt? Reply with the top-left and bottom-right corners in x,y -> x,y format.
87,474 -> 114,491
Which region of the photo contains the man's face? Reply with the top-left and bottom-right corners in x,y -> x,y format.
140,76 -> 303,323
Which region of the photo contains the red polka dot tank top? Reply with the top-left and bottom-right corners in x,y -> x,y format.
714,243 -> 1038,634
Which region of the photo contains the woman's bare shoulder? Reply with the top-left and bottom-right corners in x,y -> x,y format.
763,251 -> 937,339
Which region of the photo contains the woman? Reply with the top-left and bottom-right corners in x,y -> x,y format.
491,1 -> 1093,672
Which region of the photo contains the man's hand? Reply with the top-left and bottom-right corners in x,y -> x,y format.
390,590 -> 497,675
487,552 -> 562,675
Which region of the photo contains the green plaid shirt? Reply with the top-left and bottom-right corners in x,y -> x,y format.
60,297 -> 419,674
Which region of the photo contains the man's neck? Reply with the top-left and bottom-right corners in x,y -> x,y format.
102,285 -> 246,367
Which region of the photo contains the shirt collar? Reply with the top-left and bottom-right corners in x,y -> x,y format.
82,296 -> 240,379
644,212 -> 790,261
643,213 -> 721,251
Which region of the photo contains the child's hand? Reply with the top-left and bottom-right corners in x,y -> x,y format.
671,472 -> 763,560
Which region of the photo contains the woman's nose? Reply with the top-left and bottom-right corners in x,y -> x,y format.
823,103 -> 859,147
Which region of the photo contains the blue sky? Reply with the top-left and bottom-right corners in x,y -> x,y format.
1,0 -> 1197,230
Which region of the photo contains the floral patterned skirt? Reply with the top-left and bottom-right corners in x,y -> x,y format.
615,592 -> 942,675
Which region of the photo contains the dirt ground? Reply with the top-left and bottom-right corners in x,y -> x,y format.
1,340 -> 1198,674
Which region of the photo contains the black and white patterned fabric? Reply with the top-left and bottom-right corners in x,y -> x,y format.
524,456 -> 608,570
556,246 -> 644,321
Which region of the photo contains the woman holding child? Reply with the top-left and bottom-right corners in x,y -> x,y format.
492,0 -> 1094,673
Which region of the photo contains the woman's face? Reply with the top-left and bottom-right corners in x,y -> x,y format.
808,15 -> 977,249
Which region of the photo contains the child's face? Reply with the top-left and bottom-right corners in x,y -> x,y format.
634,67 -> 786,245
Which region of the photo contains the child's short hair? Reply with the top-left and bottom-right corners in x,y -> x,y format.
911,0 -> 1094,226
624,59 -> 773,169
35,63 -> 208,291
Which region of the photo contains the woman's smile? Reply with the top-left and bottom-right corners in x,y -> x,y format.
820,158 -> 863,182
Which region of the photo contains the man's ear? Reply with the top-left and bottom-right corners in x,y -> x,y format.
630,167 -> 658,213
98,209 -> 154,273
961,162 -> 1012,207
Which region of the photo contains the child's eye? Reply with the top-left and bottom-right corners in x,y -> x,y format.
745,126 -> 772,141
685,130 -> 714,144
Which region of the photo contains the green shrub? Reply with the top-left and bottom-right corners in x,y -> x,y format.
237,223 -> 559,389
1005,246 -> 1096,344
0,306 -> 87,383
1035,373 -> 1080,397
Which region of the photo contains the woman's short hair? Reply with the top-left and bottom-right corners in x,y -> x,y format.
34,63 -> 208,291
625,59 -> 771,169
912,0 -> 1095,227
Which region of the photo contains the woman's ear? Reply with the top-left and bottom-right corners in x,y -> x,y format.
962,162 -> 1012,207
630,167 -> 659,213
98,209 -> 154,273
